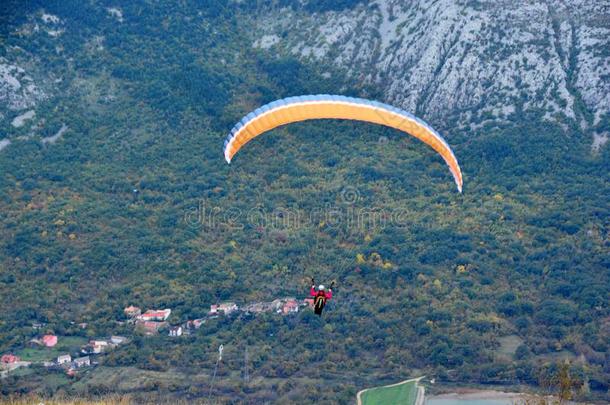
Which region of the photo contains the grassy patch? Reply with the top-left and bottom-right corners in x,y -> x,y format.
360,379 -> 418,405
6,366 -> 35,378
72,366 -> 186,392
16,347 -> 61,362
16,336 -> 88,362
496,335 -> 523,359
41,372 -> 72,390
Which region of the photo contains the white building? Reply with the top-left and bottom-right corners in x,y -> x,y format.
218,302 -> 238,315
168,326 -> 183,337
57,354 -> 71,365
110,336 -> 128,345
271,299 -> 284,312
90,340 -> 109,354
73,356 -> 90,368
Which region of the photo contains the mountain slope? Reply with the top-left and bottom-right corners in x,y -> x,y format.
0,1 -> 608,402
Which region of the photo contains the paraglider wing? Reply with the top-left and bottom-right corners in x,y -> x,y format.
223,95 -> 463,192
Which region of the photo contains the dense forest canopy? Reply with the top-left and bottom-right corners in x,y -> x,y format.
0,0 -> 608,403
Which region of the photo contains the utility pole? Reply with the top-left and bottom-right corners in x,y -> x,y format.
207,344 -> 223,404
243,346 -> 249,383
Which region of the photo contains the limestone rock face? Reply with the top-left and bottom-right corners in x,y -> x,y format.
252,0 -> 610,129
0,58 -> 46,112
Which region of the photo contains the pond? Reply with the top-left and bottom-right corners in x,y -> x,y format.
426,391 -> 522,405
426,399 -> 516,405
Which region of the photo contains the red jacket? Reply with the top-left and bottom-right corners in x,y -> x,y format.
310,287 -> 332,299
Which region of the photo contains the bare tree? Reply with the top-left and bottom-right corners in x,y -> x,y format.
515,361 -> 583,405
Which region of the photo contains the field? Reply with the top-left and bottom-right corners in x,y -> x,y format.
358,378 -> 422,405
16,336 -> 88,362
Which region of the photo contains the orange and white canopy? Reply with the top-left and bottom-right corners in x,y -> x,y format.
223,95 -> 463,192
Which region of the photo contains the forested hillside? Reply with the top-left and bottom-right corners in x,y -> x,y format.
0,1 -> 608,403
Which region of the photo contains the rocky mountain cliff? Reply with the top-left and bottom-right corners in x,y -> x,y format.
1,1 -> 608,149
251,0 -> 609,141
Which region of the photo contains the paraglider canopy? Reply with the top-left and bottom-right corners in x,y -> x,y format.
223,95 -> 463,192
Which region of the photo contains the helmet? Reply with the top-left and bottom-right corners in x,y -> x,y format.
318,285 -> 325,291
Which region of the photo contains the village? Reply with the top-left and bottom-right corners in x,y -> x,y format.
1,296 -> 314,378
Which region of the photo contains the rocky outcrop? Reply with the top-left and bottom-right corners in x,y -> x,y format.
0,58 -> 46,112
252,0 -> 610,130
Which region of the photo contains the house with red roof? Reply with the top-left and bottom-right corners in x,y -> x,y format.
282,299 -> 299,315
184,319 -> 204,330
124,305 -> 141,318
138,309 -> 171,321
42,335 -> 58,347
1,354 -> 20,364
136,320 -> 167,335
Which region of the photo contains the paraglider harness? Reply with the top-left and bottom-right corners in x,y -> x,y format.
310,278 -> 335,316
314,290 -> 327,315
